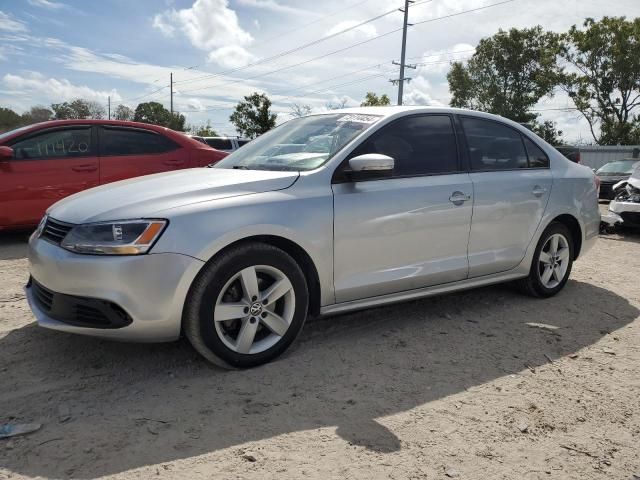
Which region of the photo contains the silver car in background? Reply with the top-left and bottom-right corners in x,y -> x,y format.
26,107 -> 600,368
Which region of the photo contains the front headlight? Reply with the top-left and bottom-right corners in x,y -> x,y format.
61,219 -> 167,255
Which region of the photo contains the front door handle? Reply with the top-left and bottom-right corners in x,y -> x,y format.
449,191 -> 471,205
532,185 -> 547,197
71,165 -> 97,172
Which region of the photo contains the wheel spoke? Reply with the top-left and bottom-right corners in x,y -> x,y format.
261,278 -> 292,305
550,235 -> 559,254
541,265 -> 553,285
557,247 -> 570,261
261,311 -> 289,336
214,302 -> 247,322
239,266 -> 260,302
539,251 -> 552,265
236,318 -> 259,354
552,266 -> 562,283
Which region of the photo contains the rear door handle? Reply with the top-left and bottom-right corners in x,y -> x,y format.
163,159 -> 185,166
71,165 -> 97,172
449,191 -> 471,205
532,185 -> 547,197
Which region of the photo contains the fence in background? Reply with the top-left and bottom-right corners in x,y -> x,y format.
578,146 -> 640,170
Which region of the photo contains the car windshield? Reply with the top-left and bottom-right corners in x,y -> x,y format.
213,113 -> 382,171
597,160 -> 638,174
0,124 -> 32,141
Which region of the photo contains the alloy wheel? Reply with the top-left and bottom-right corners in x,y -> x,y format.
213,265 -> 295,355
538,233 -> 570,289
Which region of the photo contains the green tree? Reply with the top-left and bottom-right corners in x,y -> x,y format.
133,102 -> 186,131
51,99 -> 99,119
448,26 -> 561,123
192,121 -> 217,137
532,120 -> 563,145
360,92 -> 391,107
229,92 -> 277,138
0,107 -> 22,132
113,104 -> 133,121
561,17 -> 640,145
21,106 -> 53,124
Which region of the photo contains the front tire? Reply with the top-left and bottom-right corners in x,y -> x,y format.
517,222 -> 574,298
184,243 -> 309,368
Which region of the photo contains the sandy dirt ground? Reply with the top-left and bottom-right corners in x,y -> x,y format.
1,222 -> 639,480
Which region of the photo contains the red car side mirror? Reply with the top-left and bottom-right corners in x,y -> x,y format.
0,146 -> 14,161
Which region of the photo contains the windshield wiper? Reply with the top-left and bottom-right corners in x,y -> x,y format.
232,165 -> 250,170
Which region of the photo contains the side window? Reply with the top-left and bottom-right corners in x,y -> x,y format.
10,128 -> 92,160
350,115 -> 459,176
100,128 -> 177,156
523,137 -> 550,168
237,140 -> 250,147
461,117 -> 528,171
206,138 -> 233,150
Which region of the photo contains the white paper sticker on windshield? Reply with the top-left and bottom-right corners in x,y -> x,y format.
337,114 -> 381,124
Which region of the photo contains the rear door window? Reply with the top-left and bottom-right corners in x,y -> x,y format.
99,127 -> 178,156
10,127 -> 93,160
461,117 -> 528,171
523,137 -> 550,168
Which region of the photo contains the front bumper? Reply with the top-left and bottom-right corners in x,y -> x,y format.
608,200 -> 640,228
27,237 -> 204,342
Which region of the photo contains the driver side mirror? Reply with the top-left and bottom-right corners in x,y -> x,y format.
346,154 -> 394,182
0,146 -> 14,161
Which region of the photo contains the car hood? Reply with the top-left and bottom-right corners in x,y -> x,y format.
48,168 -> 299,224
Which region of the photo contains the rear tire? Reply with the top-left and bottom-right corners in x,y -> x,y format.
184,243 -> 309,368
517,222 -> 574,298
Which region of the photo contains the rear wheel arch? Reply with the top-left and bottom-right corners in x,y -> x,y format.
550,214 -> 582,260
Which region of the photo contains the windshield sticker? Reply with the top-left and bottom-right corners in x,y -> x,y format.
337,114 -> 381,124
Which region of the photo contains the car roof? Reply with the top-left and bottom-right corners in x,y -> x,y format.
0,119 -> 206,149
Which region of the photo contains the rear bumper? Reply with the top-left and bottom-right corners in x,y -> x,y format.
28,237 -> 204,342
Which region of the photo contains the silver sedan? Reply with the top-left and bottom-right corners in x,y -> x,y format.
26,107 -> 600,368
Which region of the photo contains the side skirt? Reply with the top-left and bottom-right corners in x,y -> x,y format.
319,271 -> 527,317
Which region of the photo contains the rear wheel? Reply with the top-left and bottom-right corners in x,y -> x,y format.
517,222 -> 574,298
184,243 -> 309,368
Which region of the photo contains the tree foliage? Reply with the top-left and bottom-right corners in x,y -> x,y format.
0,107 -> 22,132
49,99 -> 105,120
191,121 -> 217,137
361,92 -> 391,107
531,120 -> 564,145
290,103 -> 312,118
229,92 -> 277,138
22,106 -> 53,124
448,27 -> 561,124
561,17 -> 640,145
113,104 -> 133,121
133,101 -> 186,131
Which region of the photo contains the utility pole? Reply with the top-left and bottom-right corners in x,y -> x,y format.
108,96 -> 111,120
170,72 -> 174,115
391,0 -> 416,105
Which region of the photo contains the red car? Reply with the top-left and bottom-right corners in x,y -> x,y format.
0,120 -> 228,230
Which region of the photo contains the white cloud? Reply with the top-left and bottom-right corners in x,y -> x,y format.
152,0 -> 254,67
27,0 -> 67,9
207,45 -> 255,68
326,20 -> 377,39
0,11 -> 28,33
2,72 -> 121,103
235,0 -> 312,17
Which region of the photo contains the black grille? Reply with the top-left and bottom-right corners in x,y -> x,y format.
41,217 -> 73,245
30,278 -> 132,329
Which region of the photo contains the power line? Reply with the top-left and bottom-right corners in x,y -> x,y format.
173,4 -> 404,88
176,0 -> 516,97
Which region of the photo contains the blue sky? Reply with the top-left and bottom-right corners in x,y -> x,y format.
1,0 -> 639,139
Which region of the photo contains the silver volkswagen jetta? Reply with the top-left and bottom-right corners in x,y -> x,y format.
26,107 -> 600,368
